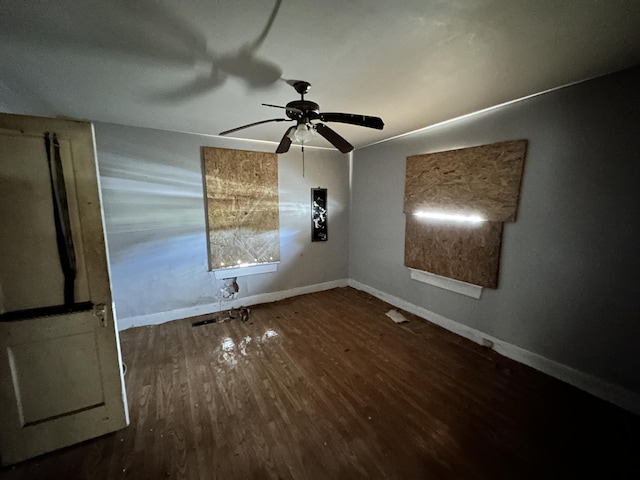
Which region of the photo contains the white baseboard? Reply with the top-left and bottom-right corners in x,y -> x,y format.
348,279 -> 640,417
116,278 -> 349,331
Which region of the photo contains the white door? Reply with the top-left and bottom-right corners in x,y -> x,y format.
0,113 -> 129,465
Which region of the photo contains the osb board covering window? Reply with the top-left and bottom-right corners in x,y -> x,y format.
403,140 -> 527,288
404,140 -> 527,222
404,216 -> 503,288
202,147 -> 280,270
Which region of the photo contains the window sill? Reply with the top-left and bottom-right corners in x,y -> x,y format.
408,268 -> 482,299
213,262 -> 278,279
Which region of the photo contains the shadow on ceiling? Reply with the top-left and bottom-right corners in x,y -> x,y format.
0,0 -> 284,101
140,0 -> 284,101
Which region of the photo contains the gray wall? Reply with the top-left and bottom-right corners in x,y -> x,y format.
349,66 -> 640,393
94,123 -> 349,320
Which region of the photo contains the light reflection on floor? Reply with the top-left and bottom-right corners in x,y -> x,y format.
221,337 -> 235,352
215,328 -> 280,366
262,328 -> 279,341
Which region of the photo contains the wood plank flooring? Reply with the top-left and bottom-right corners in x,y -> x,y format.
2,287 -> 639,479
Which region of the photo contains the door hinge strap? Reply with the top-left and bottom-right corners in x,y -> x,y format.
44,132 -> 77,306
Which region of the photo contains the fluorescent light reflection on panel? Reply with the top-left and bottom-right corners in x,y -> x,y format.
414,211 -> 487,224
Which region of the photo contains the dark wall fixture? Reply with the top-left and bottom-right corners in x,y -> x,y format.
311,188 -> 327,242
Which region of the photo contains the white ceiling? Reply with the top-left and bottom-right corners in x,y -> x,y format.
1,0 -> 639,150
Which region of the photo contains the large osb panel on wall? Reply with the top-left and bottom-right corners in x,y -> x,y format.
404,216 -> 503,288
202,147 -> 280,270
404,140 -> 527,222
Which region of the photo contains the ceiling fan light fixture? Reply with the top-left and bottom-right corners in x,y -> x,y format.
290,123 -> 314,143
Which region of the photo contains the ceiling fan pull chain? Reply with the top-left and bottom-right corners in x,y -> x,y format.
302,143 -> 305,177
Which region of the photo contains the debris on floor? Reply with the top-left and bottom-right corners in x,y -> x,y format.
385,309 -> 409,324
191,318 -> 216,327
192,307 -> 251,327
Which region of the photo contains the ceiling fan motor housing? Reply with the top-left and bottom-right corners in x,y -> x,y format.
285,100 -> 319,121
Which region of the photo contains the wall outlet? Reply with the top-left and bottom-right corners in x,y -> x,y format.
481,338 -> 494,349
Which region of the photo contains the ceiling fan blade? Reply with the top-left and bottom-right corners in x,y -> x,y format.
262,103 -> 299,111
262,103 -> 303,116
318,112 -> 384,130
276,126 -> 296,154
315,123 -> 354,153
219,118 -> 291,136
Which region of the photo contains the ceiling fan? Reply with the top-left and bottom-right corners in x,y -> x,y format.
219,80 -> 384,154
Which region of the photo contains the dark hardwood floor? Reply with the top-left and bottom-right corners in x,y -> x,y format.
2,287 -> 639,479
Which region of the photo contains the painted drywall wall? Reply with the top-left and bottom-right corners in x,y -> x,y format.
349,66 -> 640,393
94,123 -> 349,322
